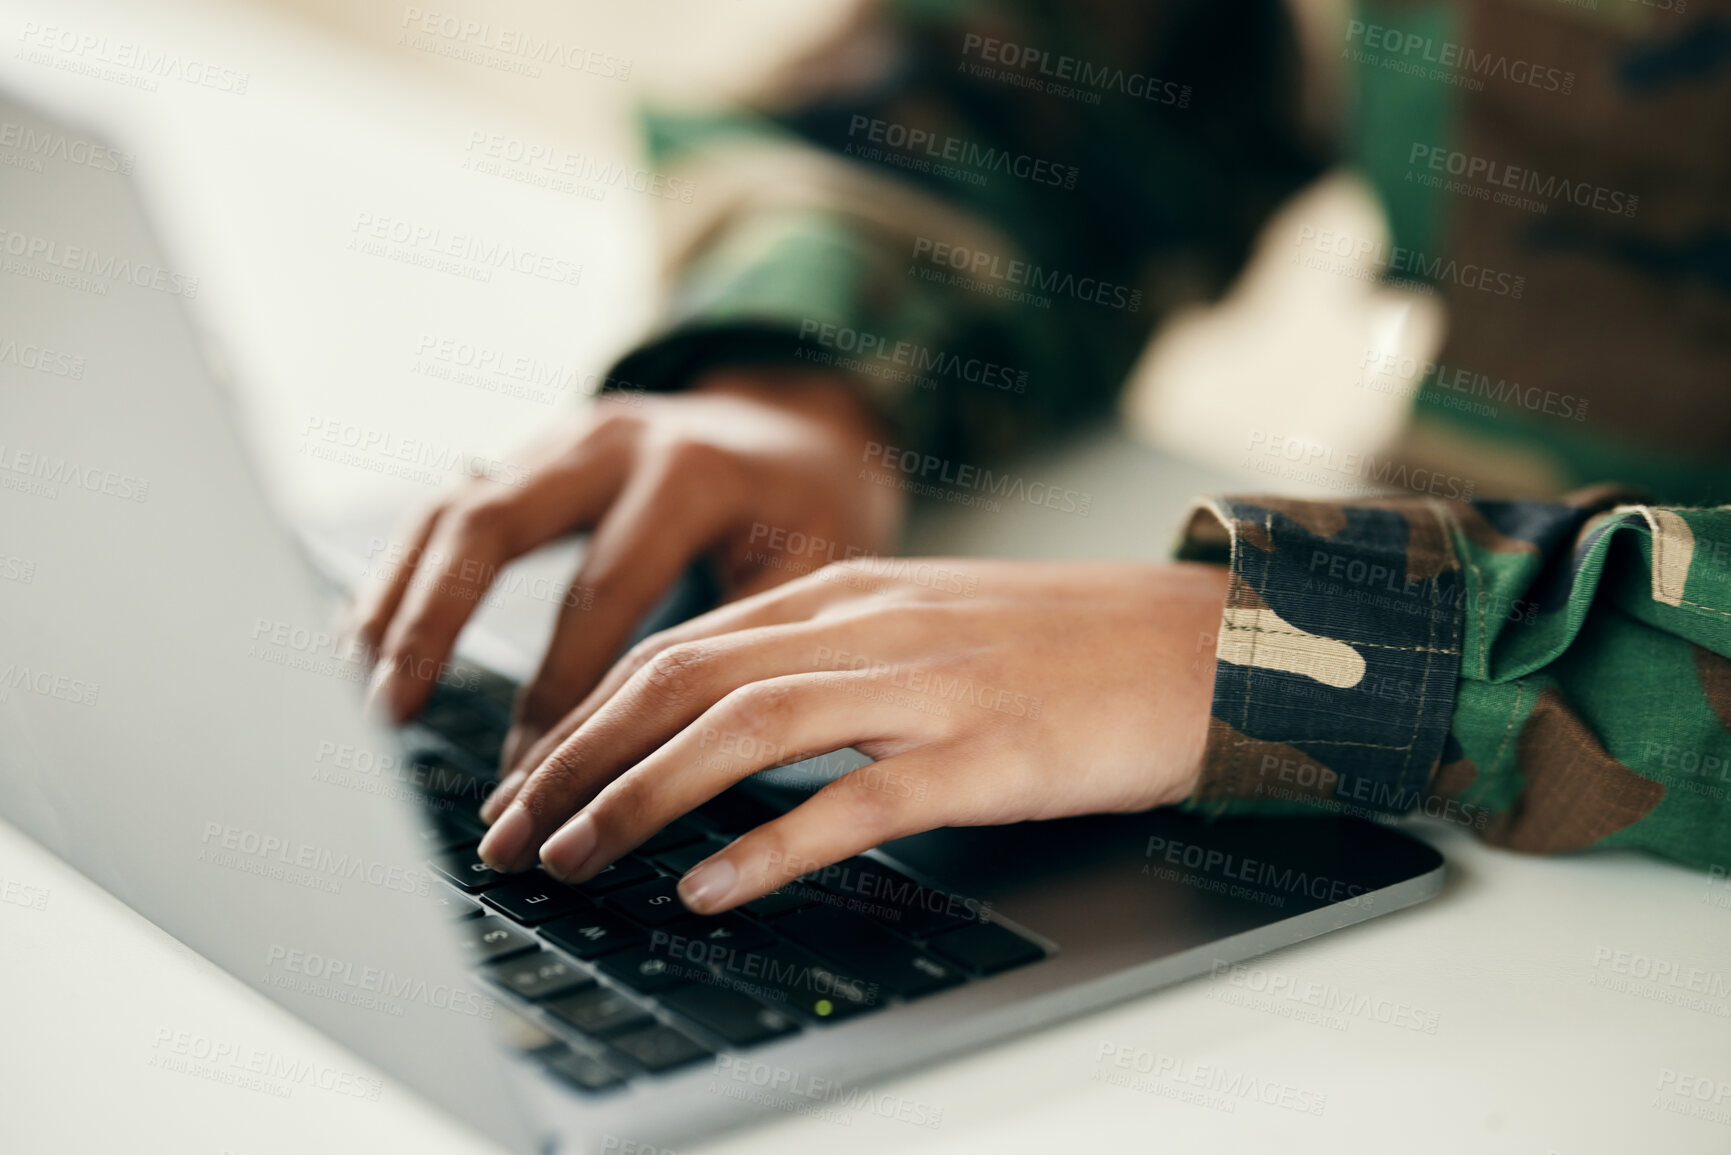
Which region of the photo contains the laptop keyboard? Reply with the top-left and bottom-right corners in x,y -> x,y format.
402,664 -> 1052,1094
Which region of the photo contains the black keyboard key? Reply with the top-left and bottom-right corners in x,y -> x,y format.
546,986 -> 653,1038
407,755 -> 496,809
542,1047 -> 625,1093
413,807 -> 487,852
657,914 -> 776,958
596,945 -> 687,994
742,882 -> 816,920
431,884 -> 484,920
692,789 -> 781,835
579,856 -> 657,894
714,943 -> 880,1022
448,725 -> 507,765
927,920 -> 1046,975
480,871 -> 593,924
660,983 -> 799,1048
649,837 -> 728,878
609,1024 -> 712,1074
774,905 -> 963,998
540,911 -> 646,959
638,818 -> 704,856
605,876 -> 694,927
430,845 -> 505,893
455,916 -> 538,963
487,951 -> 597,1002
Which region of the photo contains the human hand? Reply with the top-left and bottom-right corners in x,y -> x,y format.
346,368 -> 903,772
476,559 -> 1229,913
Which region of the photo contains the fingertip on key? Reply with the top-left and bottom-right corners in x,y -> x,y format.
478,800 -> 534,872
540,811 -> 598,882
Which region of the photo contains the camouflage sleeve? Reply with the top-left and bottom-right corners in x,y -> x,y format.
1176,492 -> 1731,871
605,0 -> 1321,462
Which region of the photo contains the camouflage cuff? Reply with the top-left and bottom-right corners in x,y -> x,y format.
1176,496 -> 1467,816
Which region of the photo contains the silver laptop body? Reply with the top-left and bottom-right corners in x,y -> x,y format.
0,93 -> 1444,1154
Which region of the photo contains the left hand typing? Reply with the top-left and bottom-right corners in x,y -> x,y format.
476,558 -> 1228,914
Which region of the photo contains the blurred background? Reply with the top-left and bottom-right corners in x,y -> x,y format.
0,0 -> 1439,535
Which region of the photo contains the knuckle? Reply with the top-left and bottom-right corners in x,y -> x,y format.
714,680 -> 796,740
641,642 -> 715,698
518,759 -> 580,819
658,437 -> 733,478
441,499 -> 512,552
822,772 -> 908,837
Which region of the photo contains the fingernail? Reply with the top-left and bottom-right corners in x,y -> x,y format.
480,769 -> 526,824
540,812 -> 598,881
678,857 -> 738,914
478,801 -> 533,872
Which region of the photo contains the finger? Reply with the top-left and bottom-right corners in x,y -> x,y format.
534,671 -> 945,881
485,564 -> 868,816
676,748 -> 955,914
482,609 -> 917,864
344,499 -> 443,657
372,437 -> 628,723
500,453 -> 732,771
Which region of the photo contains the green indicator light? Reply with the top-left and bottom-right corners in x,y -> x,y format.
814,999 -> 834,1017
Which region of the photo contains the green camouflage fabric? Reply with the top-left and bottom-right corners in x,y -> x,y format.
604,0 -> 1731,869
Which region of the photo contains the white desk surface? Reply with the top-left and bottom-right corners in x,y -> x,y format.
3,2 -> 1729,1153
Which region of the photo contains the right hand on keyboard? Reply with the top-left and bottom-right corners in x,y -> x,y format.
344,368 -> 903,771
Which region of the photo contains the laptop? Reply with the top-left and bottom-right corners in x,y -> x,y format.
0,91 -> 1444,1154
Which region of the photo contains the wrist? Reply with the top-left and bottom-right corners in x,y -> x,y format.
691,366 -> 891,447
